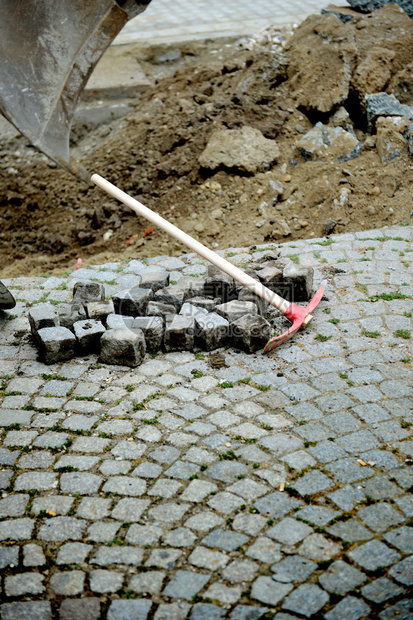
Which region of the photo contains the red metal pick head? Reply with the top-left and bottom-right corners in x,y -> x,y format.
263,285 -> 325,353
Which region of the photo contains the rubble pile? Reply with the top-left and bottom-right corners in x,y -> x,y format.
28,258 -> 313,366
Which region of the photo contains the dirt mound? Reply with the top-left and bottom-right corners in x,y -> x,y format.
0,5 -> 412,277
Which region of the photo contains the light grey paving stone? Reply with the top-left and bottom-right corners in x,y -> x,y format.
146,548 -> 183,569
223,559 -> 259,584
384,526 -> 413,554
251,576 -> 293,606
102,476 -> 146,496
378,599 -> 413,620
295,505 -> 340,526
360,475 -> 403,500
0,518 -> 34,541
111,440 -> 147,460
318,560 -> 367,595
0,546 -> 19,569
87,521 -> 121,543
148,502 -> 190,523
111,498 -> 150,522
125,524 -> 163,546
50,570 -> 85,595
4,430 -> 38,447
207,491 -> 245,514
348,540 -> 401,571
327,485 -> 366,511
59,598 -> 101,620
232,513 -> 266,537
254,492 -> 302,519
267,517 -> 312,545
204,582 -> 241,604
32,430 -> 69,449
92,546 -> 144,566
31,495 -> 74,516
37,326 -> 76,364
185,512 -> 224,532
18,451 -> 55,470
96,419 -> 133,435
0,602 -> 52,620
361,576 -> 406,603
229,605 -> 269,620
90,569 -> 124,593
282,583 -> 329,617
0,448 -> 19,466
202,529 -> 249,552
389,556 -> 413,586
38,517 -> 86,541
188,546 -> 229,570
56,542 -> 92,565
100,460 -> 132,475
290,470 -> 333,496
55,455 -> 100,471
108,599 -> 150,620
148,479 -> 183,499
357,502 -> 404,532
206,461 -> 248,484
23,543 -> 46,567
76,497 -> 111,520
395,495 -> 413,517
132,461 -> 162,478
129,571 -> 165,594
72,436 -> 110,453
190,603 -> 226,620
271,555 -> 317,583
0,494 -> 30,517
163,527 -> 196,547
298,533 -> 341,562
163,570 -> 210,600
60,472 -> 103,495
246,537 -> 282,563
324,596 -> 371,620
5,572 -> 45,596
154,601 -> 191,620
326,519 -> 374,543
326,458 -> 374,484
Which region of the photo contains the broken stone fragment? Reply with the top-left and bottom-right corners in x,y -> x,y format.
195,312 -> 229,351
188,297 -> 220,312
37,327 -> 76,364
113,287 -> 153,317
347,0 -> 413,19
72,281 -> 105,304
164,315 -> 195,351
215,300 -> 258,323
106,313 -> 134,330
131,316 -> 163,352
146,301 -> 177,318
154,277 -> 205,311
238,288 -> 269,316
179,302 -> 208,317
294,123 -> 361,163
100,327 -> 146,368
365,92 -> 413,131
283,264 -> 314,302
86,300 -> 114,324
376,116 -> 409,163
0,281 -> 16,310
204,265 -> 237,302
199,126 -> 280,174
230,314 -> 272,353
256,266 -> 284,289
73,319 -> 106,354
58,303 -> 87,331
139,270 -> 169,292
28,303 -> 58,339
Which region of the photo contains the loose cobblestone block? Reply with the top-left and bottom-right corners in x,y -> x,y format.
93,545 -> 144,566
113,287 -> 153,316
37,326 -> 76,364
267,517 -> 312,545
283,264 -> 314,302
189,296 -> 220,312
189,546 -> 229,570
58,302 -> 87,330
147,301 -> 177,317
379,600 -> 413,620
73,280 -> 105,303
164,315 -> 195,351
231,313 -> 271,352
155,601 -> 191,620
215,300 -> 258,322
38,517 -> 86,541
191,603 -> 226,620
319,560 -> 366,595
194,312 -> 229,350
73,319 -> 105,353
100,327 -> 146,367
140,269 -> 170,291
132,316 -> 164,352
86,300 -> 114,324
28,303 -> 58,337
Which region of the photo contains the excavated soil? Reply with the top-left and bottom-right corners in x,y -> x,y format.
1,6 -> 413,277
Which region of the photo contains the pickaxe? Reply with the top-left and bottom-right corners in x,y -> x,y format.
91,175 -> 324,352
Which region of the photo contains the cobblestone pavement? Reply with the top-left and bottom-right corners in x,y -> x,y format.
0,225 -> 412,620
115,0 -> 334,44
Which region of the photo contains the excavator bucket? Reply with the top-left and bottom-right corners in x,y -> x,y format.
0,0 -> 151,175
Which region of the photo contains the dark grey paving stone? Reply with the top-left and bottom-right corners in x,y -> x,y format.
59,598 -> 101,620
384,526 -> 413,554
202,529 -> 249,552
251,576 -> 292,606
267,517 -> 312,545
389,556 -> 413,586
324,596 -> 371,620
318,560 -> 367,595
254,493 -> 301,519
327,485 -> 366,511
295,505 -> 339,526
357,502 -> 404,533
229,605 -> 269,620
290,470 -> 333,496
282,583 -> 329,617
308,440 -> 347,463
190,603 -> 226,620
107,599 -> 152,620
378,599 -> 413,620
359,475 -> 403,500
271,555 -> 317,583
163,570 -> 210,600
361,576 -> 406,604
326,519 -> 373,543
348,540 -> 401,571
336,430 -> 380,453
326,458 -> 374,483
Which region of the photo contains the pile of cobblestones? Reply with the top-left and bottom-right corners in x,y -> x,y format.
0,226 -> 412,620
28,256 -> 314,367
